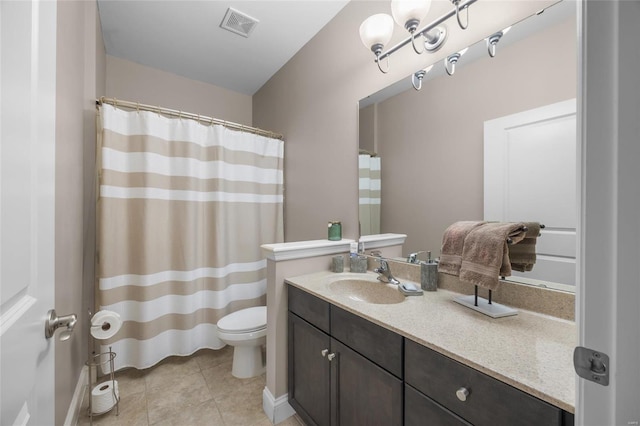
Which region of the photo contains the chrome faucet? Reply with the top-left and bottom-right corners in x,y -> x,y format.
406,251 -> 425,264
374,259 -> 400,285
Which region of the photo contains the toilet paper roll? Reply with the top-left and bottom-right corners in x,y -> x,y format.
91,380 -> 119,414
90,310 -> 122,340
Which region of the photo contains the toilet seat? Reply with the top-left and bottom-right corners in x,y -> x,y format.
217,306 -> 266,333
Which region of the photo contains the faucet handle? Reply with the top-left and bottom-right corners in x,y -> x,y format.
407,251 -> 425,264
376,258 -> 389,270
370,250 -> 382,257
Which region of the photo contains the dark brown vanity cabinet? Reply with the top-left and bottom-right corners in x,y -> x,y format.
288,284 -> 574,426
288,285 -> 403,426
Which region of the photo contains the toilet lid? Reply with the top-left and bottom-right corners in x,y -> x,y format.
217,306 -> 266,333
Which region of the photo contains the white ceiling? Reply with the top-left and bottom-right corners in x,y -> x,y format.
98,0 -> 349,95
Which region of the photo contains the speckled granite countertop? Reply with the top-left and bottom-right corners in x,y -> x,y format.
285,270 -> 576,413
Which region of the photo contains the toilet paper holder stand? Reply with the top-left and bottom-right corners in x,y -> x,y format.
86,310 -> 120,423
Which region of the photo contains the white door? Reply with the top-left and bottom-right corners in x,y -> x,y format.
484,99 -> 576,289
0,1 -> 57,425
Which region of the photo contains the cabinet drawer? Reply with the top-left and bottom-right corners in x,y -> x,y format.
331,305 -> 403,378
405,339 -> 562,426
405,384 -> 471,426
288,284 -> 330,333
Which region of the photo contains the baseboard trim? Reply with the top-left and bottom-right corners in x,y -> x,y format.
262,386 -> 295,424
64,365 -> 88,426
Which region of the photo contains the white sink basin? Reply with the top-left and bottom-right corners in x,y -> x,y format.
327,277 -> 405,304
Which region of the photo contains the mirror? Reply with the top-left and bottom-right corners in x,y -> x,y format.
358,1 -> 577,291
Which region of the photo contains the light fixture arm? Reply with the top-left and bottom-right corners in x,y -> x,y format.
444,53 -> 460,76
486,33 -> 502,58
412,70 -> 427,90
376,0 -> 477,63
370,43 -> 390,73
488,41 -> 497,57
410,32 -> 425,55
452,0 -> 469,30
376,54 -> 390,74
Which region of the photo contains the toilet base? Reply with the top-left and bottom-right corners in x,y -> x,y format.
231,345 -> 265,379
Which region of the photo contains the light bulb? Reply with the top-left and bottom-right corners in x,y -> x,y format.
359,14 -> 394,54
391,0 -> 432,32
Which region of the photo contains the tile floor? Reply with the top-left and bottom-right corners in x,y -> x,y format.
78,346 -> 303,426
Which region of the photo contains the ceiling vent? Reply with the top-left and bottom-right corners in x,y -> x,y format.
220,7 -> 259,38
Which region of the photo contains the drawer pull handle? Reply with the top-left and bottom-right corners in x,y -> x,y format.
327,353 -> 336,361
321,349 -> 329,357
456,387 -> 470,402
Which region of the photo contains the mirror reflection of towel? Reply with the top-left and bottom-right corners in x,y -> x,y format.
509,222 -> 541,272
459,222 -> 527,290
438,221 -> 487,276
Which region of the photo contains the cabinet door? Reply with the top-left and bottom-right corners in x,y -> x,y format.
289,313 -> 331,426
331,338 -> 402,426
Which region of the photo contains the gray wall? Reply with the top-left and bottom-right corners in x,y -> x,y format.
105,55 -> 253,126
376,17 -> 576,254
253,0 -> 556,243
55,1 -> 106,424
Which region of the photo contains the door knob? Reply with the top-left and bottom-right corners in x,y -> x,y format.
45,309 -> 77,341
321,349 -> 329,357
327,353 -> 336,361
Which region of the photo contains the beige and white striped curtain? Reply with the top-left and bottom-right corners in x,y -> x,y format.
96,104 -> 283,370
359,154 -> 381,235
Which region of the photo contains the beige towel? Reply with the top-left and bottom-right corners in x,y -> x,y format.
438,221 -> 486,276
510,222 -> 541,272
459,222 -> 527,290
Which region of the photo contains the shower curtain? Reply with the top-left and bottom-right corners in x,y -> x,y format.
96,104 -> 284,370
359,154 -> 381,235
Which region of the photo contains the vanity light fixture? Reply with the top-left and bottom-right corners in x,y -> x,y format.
444,47 -> 468,76
411,65 -> 434,91
360,0 -> 477,74
486,26 -> 511,58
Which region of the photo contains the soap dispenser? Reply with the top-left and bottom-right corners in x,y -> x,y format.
421,251 -> 438,291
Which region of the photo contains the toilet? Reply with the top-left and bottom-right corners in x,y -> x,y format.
216,306 -> 267,379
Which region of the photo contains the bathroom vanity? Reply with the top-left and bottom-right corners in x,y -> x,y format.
286,271 -> 575,426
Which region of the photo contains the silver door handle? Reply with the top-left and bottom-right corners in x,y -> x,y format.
45,309 -> 77,341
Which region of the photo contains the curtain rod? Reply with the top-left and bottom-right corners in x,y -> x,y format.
96,97 -> 283,140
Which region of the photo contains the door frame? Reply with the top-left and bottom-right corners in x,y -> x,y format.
577,1 -> 640,424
